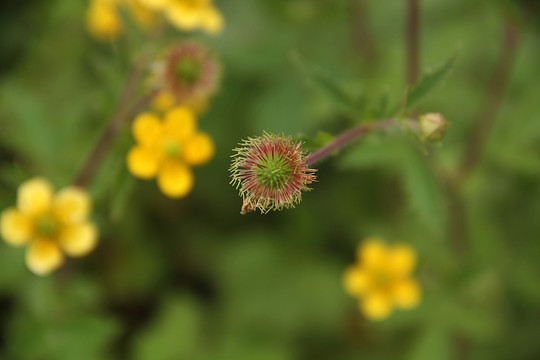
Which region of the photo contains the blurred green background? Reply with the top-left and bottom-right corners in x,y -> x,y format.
1,0 -> 540,359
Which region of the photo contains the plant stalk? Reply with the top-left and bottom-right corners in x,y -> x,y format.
305,119 -> 417,165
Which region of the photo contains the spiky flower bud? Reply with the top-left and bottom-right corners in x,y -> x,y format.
230,133 -> 317,214
419,113 -> 448,141
148,42 -> 221,105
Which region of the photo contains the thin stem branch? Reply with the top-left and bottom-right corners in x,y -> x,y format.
406,0 -> 420,87
350,0 -> 377,64
456,21 -> 520,184
305,119 -> 418,166
73,62 -> 152,188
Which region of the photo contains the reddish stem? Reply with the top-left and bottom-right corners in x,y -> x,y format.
73,64 -> 154,187
406,0 -> 420,87
305,120 -> 402,166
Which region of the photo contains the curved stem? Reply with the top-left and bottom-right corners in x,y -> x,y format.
73,63 -> 155,188
305,119 -> 418,166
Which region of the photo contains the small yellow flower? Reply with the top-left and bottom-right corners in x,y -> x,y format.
138,0 -> 224,34
86,0 -> 156,41
126,106 -> 214,198
0,178 -> 99,276
86,0 -> 123,41
343,237 -> 422,321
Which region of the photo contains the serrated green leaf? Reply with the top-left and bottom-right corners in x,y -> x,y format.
407,52 -> 459,109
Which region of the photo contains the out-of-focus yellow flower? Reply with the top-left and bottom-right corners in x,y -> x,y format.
0,178 -> 98,276
127,107 -> 214,198
86,0 -> 123,41
343,237 -> 421,321
86,0 -> 156,41
137,0 -> 224,34
126,0 -> 157,29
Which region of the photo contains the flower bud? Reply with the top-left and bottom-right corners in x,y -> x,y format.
419,113 -> 448,141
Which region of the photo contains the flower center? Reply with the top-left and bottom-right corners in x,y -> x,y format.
35,215 -> 59,238
175,57 -> 201,85
164,141 -> 181,158
255,156 -> 293,190
374,271 -> 392,287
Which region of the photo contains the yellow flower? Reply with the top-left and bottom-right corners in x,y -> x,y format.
86,0 -> 123,41
0,178 -> 99,276
86,0 -> 156,41
343,237 -> 422,321
127,106 -> 214,198
138,0 -> 224,34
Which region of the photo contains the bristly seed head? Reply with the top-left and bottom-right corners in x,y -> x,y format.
164,42 -> 220,103
230,133 -> 317,214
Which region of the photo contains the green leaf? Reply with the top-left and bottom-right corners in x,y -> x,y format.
407,51 -> 459,109
297,131 -> 335,153
291,52 -> 361,114
401,149 -> 445,232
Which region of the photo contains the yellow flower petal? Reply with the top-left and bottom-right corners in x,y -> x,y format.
343,266 -> 370,296
152,91 -> 176,113
126,0 -> 157,29
133,112 -> 163,147
59,223 -> 99,258
165,5 -> 202,30
361,292 -> 392,321
392,279 -> 422,309
201,6 -> 224,34
25,239 -> 64,276
157,161 -> 194,198
53,187 -> 91,225
127,146 -> 160,179
358,237 -> 388,270
183,97 -> 209,115
163,107 -> 196,141
86,1 -> 123,41
17,177 -> 54,217
183,132 -> 214,166
0,208 -> 32,246
137,0 -> 170,10
388,243 -> 417,277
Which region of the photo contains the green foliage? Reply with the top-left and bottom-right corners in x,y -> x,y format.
339,135 -> 446,233
406,51 -> 459,110
1,1 -> 540,360
132,295 -> 203,360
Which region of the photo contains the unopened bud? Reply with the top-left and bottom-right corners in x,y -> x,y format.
419,113 -> 448,141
